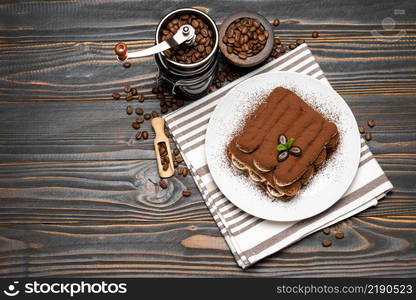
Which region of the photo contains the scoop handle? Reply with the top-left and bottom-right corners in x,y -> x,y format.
151,117 -> 167,141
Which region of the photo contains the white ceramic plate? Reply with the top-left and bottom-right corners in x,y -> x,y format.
205,72 -> 360,222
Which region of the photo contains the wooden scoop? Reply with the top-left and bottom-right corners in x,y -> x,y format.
151,117 -> 175,178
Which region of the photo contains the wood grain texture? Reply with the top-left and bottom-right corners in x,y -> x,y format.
0,0 -> 415,277
0,216 -> 415,277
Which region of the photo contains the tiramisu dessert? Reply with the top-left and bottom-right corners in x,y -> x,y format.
226,87 -> 339,201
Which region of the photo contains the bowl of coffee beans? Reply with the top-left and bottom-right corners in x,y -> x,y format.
219,12 -> 274,67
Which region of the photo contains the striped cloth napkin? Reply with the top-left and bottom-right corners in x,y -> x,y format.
164,43 -> 393,269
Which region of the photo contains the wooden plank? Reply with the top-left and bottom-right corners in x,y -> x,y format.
0,216 -> 415,277
0,0 -> 415,42
0,155 -> 413,225
1,39 -> 415,103
0,94 -> 414,162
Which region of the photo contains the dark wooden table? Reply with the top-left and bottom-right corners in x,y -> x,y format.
1,0 -> 415,277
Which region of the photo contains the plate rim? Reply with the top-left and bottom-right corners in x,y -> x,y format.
205,71 -> 361,222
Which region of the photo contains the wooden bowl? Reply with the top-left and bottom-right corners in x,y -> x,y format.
219,12 -> 274,68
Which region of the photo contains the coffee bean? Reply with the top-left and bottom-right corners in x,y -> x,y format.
138,94 -> 145,102
365,132 -> 372,141
289,146 -> 302,156
112,92 -> 121,100
278,150 -> 289,162
272,19 -> 280,26
176,99 -> 184,107
132,122 -> 140,130
151,87 -> 158,94
182,167 -> 189,177
296,39 -> 305,45
176,156 -> 184,163
123,61 -> 131,68
126,105 -> 133,115
359,126 -> 365,134
126,93 -> 134,101
289,43 -> 297,50
161,106 -> 168,114
135,107 -> 144,115
144,113 -> 151,120
335,231 -> 344,239
322,239 -> 332,247
162,163 -> 169,171
182,189 -> 192,197
135,131 -> 142,140
367,119 -> 376,127
274,38 -> 281,45
151,111 -> 159,118
173,149 -> 180,156
130,88 -> 138,96
141,131 -> 149,140
124,85 -> 131,93
278,134 -> 287,145
312,31 -> 319,38
159,180 -> 168,189
323,227 -> 331,235
136,116 -> 144,123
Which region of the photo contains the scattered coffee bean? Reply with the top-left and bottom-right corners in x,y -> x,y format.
126,93 -> 134,101
367,119 -> 376,127
144,113 -> 151,120
156,93 -> 165,100
182,167 -> 189,177
365,132 -> 372,141
161,106 -> 168,114
132,122 -> 140,130
177,166 -> 184,175
296,39 -> 305,45
173,148 -> 180,156
130,88 -> 138,96
159,180 -> 168,189
126,105 -> 133,115
135,107 -> 144,115
112,92 -> 121,100
151,87 -> 158,94
223,17 -> 268,60
182,189 -> 192,197
272,19 -> 280,26
323,227 -> 331,235
138,94 -> 145,102
151,111 -> 159,118
142,131 -> 149,140
359,126 -> 365,134
289,43 -> 297,50
135,131 -> 142,140
136,116 -> 144,123
176,156 -> 184,163
322,239 -> 332,247
274,38 -> 281,45
173,161 -> 178,168
124,85 -> 131,93
123,61 -> 131,68
312,31 -> 319,38
335,231 -> 344,239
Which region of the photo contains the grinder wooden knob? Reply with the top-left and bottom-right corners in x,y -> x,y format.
114,42 -> 128,61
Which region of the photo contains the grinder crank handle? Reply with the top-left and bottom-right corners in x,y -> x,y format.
114,25 -> 195,61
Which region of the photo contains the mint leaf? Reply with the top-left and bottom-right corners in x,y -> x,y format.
277,144 -> 287,151
286,138 -> 295,149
